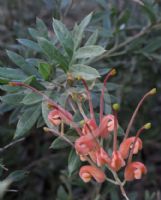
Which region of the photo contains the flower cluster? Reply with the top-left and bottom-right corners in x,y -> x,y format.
9,69 -> 156,200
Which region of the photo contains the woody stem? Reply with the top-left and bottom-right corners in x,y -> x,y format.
124,92 -> 151,140
81,79 -> 95,121
128,127 -> 145,164
111,171 -> 129,200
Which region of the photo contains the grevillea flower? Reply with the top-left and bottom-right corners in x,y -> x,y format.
94,147 -> 111,167
82,119 -> 97,135
48,109 -> 62,126
48,109 -> 73,126
110,151 -> 125,171
79,165 -> 106,183
119,137 -> 142,159
99,114 -> 116,138
75,135 -> 98,155
124,162 -> 147,181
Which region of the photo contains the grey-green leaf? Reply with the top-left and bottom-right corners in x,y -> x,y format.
14,105 -> 41,139
53,18 -> 74,56
6,50 -> 39,76
1,93 -> 25,105
17,39 -> 41,52
22,93 -> 42,105
50,137 -> 70,149
38,62 -> 52,81
73,12 -> 93,49
85,30 -> 98,46
0,67 -> 27,81
38,37 -> 68,72
68,149 -> 81,176
70,64 -> 100,80
75,45 -> 106,59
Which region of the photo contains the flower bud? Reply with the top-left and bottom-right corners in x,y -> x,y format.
144,123 -> 151,130
149,88 -> 157,95
112,103 -> 120,111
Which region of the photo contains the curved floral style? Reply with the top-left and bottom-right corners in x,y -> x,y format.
124,162 -> 147,181
79,165 -> 106,183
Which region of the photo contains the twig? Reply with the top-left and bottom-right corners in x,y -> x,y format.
44,127 -> 74,147
0,138 -> 25,153
88,22 -> 161,64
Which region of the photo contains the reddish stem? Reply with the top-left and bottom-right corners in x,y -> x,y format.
127,126 -> 144,164
124,90 -> 154,140
9,82 -> 82,135
81,79 -> 95,122
99,69 -> 116,122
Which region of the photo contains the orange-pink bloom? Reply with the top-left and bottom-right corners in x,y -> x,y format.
99,114 -> 116,137
48,109 -> 61,126
75,135 -> 98,155
110,151 -> 125,171
124,162 -> 147,181
95,147 -> 111,167
119,137 -> 142,159
79,165 -> 106,183
82,119 -> 97,135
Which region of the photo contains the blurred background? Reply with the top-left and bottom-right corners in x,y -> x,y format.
0,0 -> 161,199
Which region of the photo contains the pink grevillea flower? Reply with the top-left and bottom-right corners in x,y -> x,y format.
94,147 -> 111,167
75,135 -> 98,155
48,109 -> 62,126
119,137 -> 142,159
99,114 -> 116,138
82,119 -> 97,135
110,151 -> 125,172
124,162 -> 147,181
48,109 -> 73,126
79,165 -> 106,183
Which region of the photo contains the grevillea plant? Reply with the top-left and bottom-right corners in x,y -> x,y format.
9,68 -> 156,200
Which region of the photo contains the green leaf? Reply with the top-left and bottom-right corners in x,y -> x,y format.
142,3 -> 156,24
7,170 -> 28,182
53,18 -> 74,56
22,93 -> 42,105
1,92 -> 25,105
68,149 -> 81,176
14,105 -> 41,139
24,75 -> 45,90
38,62 -> 52,80
56,186 -> 69,200
0,179 -> 12,199
140,37 -> 161,53
85,30 -> 98,46
17,39 -> 41,52
6,50 -> 39,76
50,137 -> 70,149
0,67 -> 27,81
73,13 -> 93,49
75,45 -> 106,59
38,37 -> 68,72
42,101 -> 53,128
70,64 -> 100,80
28,28 -> 42,39
36,18 -> 48,37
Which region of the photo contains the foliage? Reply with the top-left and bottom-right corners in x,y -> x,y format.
0,0 -> 161,199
